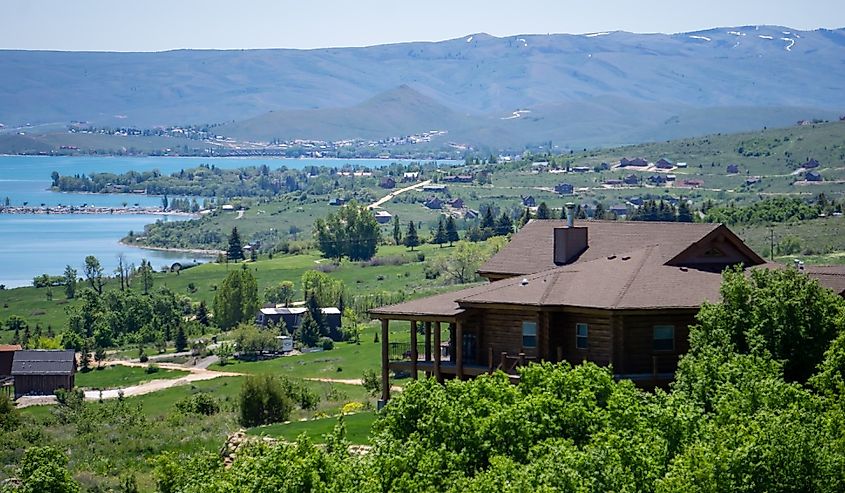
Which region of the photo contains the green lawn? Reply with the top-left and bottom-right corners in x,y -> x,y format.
74,364 -> 189,389
249,412 -> 377,445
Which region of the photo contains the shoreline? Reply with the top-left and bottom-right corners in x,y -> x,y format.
119,239 -> 222,256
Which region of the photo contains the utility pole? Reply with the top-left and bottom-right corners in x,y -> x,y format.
770,228 -> 775,260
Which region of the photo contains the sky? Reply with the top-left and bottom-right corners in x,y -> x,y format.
2,0 -> 844,51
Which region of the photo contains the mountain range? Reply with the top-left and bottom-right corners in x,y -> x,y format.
1,25 -> 844,150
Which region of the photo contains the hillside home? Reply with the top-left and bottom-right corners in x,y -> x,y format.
256,307 -> 341,332
448,198 -> 465,209
681,179 -> 704,188
655,158 -> 674,169
556,183 -> 574,195
604,179 -> 624,186
620,157 -> 648,167
746,177 -> 761,186
609,204 -> 629,216
371,210 -> 845,403
648,175 -> 667,185
374,210 -> 393,224
12,350 -> 76,399
802,159 -> 821,169
424,197 -> 443,209
805,171 -> 823,182
521,196 -> 536,207
443,175 -> 474,183
328,198 -> 346,206
623,174 -> 640,185
402,172 -> 420,182
379,177 -> 397,189
422,184 -> 448,193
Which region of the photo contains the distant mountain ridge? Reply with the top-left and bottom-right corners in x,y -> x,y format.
1,25 -> 843,149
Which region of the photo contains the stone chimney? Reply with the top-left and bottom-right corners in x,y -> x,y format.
554,203 -> 588,265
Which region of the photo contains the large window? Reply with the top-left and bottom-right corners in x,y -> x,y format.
653,325 -> 675,351
522,321 -> 537,348
576,323 -> 589,349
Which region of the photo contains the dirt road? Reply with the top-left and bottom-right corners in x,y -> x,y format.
369,180 -> 432,209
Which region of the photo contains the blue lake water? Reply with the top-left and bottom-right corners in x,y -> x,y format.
0,155 -> 456,287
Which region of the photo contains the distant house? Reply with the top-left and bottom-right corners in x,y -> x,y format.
447,198 -> 465,209
443,175 -> 474,183
675,162 -> 688,168
628,196 -> 644,206
380,177 -> 397,189
726,164 -> 740,174
666,175 -> 677,182
620,157 -> 648,167
0,345 -> 21,376
745,177 -> 761,186
648,174 -> 667,185
256,307 -> 341,333
12,350 -> 76,399
571,166 -> 591,173
422,184 -> 448,193
604,179 -> 624,186
802,159 -> 821,169
623,174 -> 639,185
374,210 -> 393,224
681,179 -> 704,188
609,204 -> 629,216
805,171 -> 823,182
402,172 -> 420,182
328,197 -> 346,206
424,197 -> 443,209
221,204 -> 235,211
555,183 -> 574,195
655,158 -> 674,169
465,209 -> 480,219
521,196 -> 536,207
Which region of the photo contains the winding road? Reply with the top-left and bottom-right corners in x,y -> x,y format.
369,180 -> 431,209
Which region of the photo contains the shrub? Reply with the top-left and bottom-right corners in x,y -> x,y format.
175,393 -> 220,416
145,364 -> 160,374
361,369 -> 381,397
341,401 -> 365,415
239,375 -> 293,427
0,393 -> 20,431
319,337 -> 335,351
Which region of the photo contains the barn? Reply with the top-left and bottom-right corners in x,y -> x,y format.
0,345 -> 21,376
12,350 -> 76,399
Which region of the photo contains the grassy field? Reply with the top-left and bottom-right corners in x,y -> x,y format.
249,412 -> 377,445
74,364 -> 189,390
0,241 -> 464,344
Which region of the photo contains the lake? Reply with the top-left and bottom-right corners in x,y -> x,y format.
0,155 -> 455,287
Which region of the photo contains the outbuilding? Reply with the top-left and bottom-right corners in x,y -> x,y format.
0,345 -> 21,376
12,350 -> 76,398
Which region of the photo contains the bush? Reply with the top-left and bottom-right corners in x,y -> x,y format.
175,393 -> 220,416
361,369 -> 381,397
319,337 -> 335,351
239,375 -> 293,427
145,364 -> 160,374
416,252 -> 426,262
0,392 -> 20,431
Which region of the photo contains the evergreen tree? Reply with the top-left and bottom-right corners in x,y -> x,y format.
80,340 -> 91,372
306,293 -> 327,336
536,202 -> 551,219
481,206 -> 496,230
392,216 -> 402,245
404,220 -> 420,250
63,265 -> 77,300
195,300 -> 210,326
432,217 -> 447,247
519,208 -> 532,227
174,325 -> 187,352
678,201 -> 694,222
297,311 -> 321,347
495,212 -> 514,236
594,202 -> 606,220
445,216 -> 460,245
139,259 -> 154,295
227,227 -> 244,261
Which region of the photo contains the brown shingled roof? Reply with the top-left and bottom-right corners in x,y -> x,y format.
805,265 -> 845,295
0,344 -> 22,352
478,220 -> 724,278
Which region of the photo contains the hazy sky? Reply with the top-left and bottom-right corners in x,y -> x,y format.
3,0 -> 844,51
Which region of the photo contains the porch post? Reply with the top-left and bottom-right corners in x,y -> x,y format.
381,319 -> 390,402
456,319 -> 464,380
424,321 -> 432,378
434,321 -> 442,383
410,320 -> 418,379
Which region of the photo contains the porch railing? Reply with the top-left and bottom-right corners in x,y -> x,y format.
490,348 -> 536,374
388,341 -> 449,361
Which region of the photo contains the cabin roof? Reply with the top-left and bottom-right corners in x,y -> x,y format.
0,344 -> 21,352
11,350 -> 75,376
804,265 -> 845,295
478,220 -> 723,278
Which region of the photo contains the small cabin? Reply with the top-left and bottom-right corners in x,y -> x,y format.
12,350 -> 76,399
0,345 -> 21,376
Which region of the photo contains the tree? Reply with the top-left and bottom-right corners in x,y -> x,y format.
227,227 -> 244,261
297,310 -> 322,347
138,259 -> 154,295
238,375 -> 293,427
79,340 -> 91,372
445,215 -> 460,246
0,392 -> 20,432
536,202 -> 551,219
63,265 -> 77,300
301,271 -> 343,307
174,325 -> 187,352
432,217 -> 447,246
17,446 -> 80,493
481,206 -> 496,238
83,255 -> 104,294
195,300 -> 210,326
677,201 -> 694,222
593,202 -> 606,220
392,215 -> 402,245
213,266 -> 259,330
404,220 -> 420,250
313,201 -> 381,261
495,212 -> 513,236
94,346 -> 106,368
265,281 -> 295,306
519,207 -> 532,227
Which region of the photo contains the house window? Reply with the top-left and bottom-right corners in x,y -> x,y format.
576,323 -> 589,349
522,321 -> 537,348
653,325 -> 675,351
